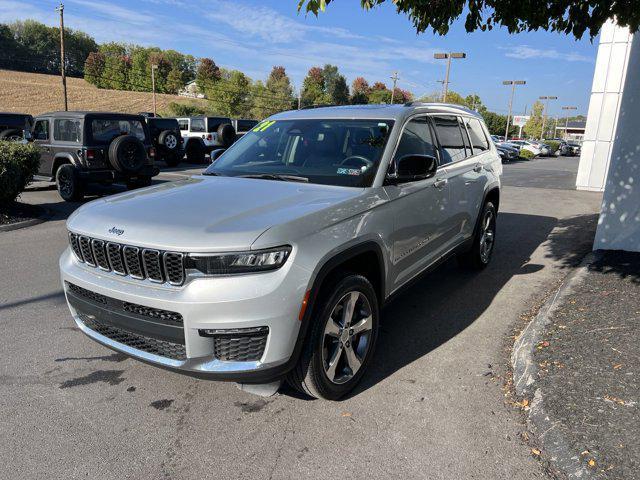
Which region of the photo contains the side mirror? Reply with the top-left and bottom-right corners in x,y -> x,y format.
387,154 -> 438,185
210,148 -> 226,162
23,129 -> 33,141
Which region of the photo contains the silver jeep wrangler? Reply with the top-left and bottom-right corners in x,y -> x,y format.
61,103 -> 501,399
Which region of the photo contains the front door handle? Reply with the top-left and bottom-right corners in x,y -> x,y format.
433,178 -> 448,189
473,163 -> 483,173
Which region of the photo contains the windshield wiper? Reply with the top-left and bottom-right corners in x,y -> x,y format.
202,171 -> 222,176
239,173 -> 309,183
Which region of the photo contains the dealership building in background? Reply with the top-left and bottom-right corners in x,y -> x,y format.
576,21 -> 639,253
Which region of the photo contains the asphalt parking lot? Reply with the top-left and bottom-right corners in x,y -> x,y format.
1,157 -> 602,480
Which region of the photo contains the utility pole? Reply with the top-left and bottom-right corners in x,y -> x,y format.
434,52 -> 466,102
562,106 -> 577,140
56,3 -> 67,111
389,72 -> 399,104
297,87 -> 302,110
151,64 -> 158,116
539,95 -> 558,140
503,80 -> 526,140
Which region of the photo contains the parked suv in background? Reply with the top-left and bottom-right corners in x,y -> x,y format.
144,117 -> 183,167
60,103 -> 501,399
232,118 -> 259,140
32,112 -> 159,202
0,112 -> 33,141
176,116 -> 236,163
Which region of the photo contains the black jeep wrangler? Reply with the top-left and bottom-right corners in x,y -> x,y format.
144,117 -> 183,167
30,112 -> 159,202
0,112 -> 33,141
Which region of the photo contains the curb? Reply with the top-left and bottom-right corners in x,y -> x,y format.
511,253 -> 595,478
0,206 -> 53,232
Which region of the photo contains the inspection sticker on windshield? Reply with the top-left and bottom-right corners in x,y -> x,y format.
337,168 -> 362,176
253,120 -> 276,132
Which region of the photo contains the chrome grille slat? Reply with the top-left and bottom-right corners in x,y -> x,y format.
164,252 -> 184,286
107,243 -> 126,275
69,233 -> 84,262
91,239 -> 110,271
68,232 -> 185,286
123,246 -> 144,279
142,249 -> 163,283
79,236 -> 96,266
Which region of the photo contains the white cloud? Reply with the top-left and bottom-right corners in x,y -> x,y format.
501,45 -> 593,63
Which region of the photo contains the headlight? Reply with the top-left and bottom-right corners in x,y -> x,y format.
187,246 -> 292,275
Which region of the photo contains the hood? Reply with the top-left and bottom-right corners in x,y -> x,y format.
67,176 -> 364,252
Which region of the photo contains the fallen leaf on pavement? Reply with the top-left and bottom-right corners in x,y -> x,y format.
588,459 -> 596,468
341,412 -> 352,417
531,448 -> 541,456
613,364 -> 623,370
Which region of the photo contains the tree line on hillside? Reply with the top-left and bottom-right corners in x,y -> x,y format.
0,20 -> 97,76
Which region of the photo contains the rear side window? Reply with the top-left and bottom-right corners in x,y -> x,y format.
236,119 -> 259,132
207,117 -> 231,132
33,119 -> 49,140
90,119 -> 146,143
54,119 -> 82,143
178,119 -> 189,131
191,118 -> 205,132
394,117 -> 437,159
149,119 -> 178,131
464,118 -> 490,152
432,115 -> 468,164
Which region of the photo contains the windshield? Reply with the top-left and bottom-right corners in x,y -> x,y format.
90,119 -> 147,144
204,119 -> 394,187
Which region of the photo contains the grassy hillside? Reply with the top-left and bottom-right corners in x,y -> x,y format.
0,69 -> 207,115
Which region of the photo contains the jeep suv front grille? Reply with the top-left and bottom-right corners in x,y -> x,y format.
69,232 -> 185,286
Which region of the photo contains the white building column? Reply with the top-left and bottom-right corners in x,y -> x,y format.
592,26 -> 640,251
576,21 -> 633,192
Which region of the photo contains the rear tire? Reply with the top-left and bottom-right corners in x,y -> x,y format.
458,201 -> 497,270
56,164 -> 84,202
186,141 -> 205,163
0,129 -> 22,141
287,274 -> 379,400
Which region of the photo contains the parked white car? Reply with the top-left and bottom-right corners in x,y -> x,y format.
508,140 -> 541,157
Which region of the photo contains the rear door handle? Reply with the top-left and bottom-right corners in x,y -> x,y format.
433,178 -> 448,189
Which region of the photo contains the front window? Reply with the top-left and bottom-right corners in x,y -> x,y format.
90,119 -> 146,144
204,119 -> 394,188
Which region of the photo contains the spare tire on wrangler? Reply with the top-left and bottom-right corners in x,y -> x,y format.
217,123 -> 236,147
108,135 -> 146,173
158,130 -> 179,150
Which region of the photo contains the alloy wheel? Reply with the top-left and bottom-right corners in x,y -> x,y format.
479,210 -> 495,263
322,291 -> 373,385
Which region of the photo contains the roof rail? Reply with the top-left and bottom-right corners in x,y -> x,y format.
300,104 -> 337,110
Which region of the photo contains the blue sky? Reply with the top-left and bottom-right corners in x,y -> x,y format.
1,0 -> 598,116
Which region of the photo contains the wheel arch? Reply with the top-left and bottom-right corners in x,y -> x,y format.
52,153 -> 75,177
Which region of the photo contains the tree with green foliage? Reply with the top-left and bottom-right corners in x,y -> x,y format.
166,67 -> 184,94
163,102 -> 207,117
524,101 -> 545,139
84,52 -> 106,88
299,0 -> 639,40
207,69 -> 252,117
301,66 -> 329,107
323,64 -> 349,105
251,66 -> 296,119
368,82 -> 391,104
196,58 -> 221,93
350,77 -> 370,104
481,111 -> 512,136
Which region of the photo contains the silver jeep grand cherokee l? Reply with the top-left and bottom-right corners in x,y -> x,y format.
61,103 -> 501,400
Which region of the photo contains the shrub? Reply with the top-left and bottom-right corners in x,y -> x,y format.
0,142 -> 41,206
545,140 -> 560,154
163,101 -> 207,117
519,148 -> 536,160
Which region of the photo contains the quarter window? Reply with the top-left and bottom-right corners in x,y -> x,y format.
178,119 -> 189,131
191,118 -> 205,132
432,115 -> 468,164
32,119 -> 49,141
53,119 -> 82,143
465,118 -> 490,152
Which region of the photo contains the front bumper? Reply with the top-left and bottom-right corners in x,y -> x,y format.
59,248 -> 311,382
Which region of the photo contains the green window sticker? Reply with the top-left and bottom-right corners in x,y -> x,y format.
253,120 -> 276,132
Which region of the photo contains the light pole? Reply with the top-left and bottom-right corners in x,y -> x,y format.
434,52 -> 466,102
389,71 -> 399,104
539,95 -> 558,140
55,3 -> 67,111
562,106 -> 577,139
151,64 -> 158,116
503,80 -> 526,140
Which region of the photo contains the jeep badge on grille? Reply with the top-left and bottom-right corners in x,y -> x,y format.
108,227 -> 124,236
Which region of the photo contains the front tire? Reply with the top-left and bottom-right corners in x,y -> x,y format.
56,164 -> 84,202
186,141 -> 205,163
164,152 -> 181,168
458,201 -> 497,270
288,274 -> 379,400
